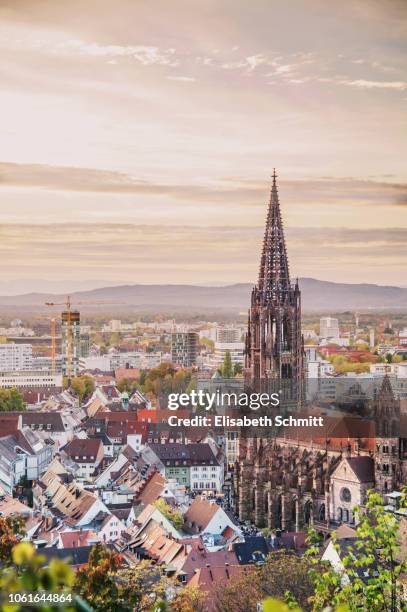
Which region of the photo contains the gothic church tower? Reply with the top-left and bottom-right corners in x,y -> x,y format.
244,171 -> 304,406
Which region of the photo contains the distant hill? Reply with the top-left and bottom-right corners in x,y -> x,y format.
0,278 -> 407,313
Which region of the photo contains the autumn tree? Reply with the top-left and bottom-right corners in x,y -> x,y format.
0,388 -> 26,412
212,569 -> 263,612
118,560 -> 170,612
259,550 -> 315,611
0,515 -> 25,565
66,376 -> 95,403
74,544 -> 123,611
171,584 -> 207,612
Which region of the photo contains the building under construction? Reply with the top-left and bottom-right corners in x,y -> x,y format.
61,308 -> 81,377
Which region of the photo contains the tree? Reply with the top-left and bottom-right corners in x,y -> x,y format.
171,584 -> 207,612
233,362 -> 243,376
0,542 -> 82,612
74,544 -> 123,611
221,350 -> 233,378
259,550 -> 315,611
153,499 -> 183,531
118,560 -> 170,612
307,489 -> 407,612
117,377 -> 139,394
200,337 -> 214,352
212,569 -> 263,612
74,544 -> 170,612
0,516 -> 25,565
68,376 -> 95,403
0,388 -> 26,412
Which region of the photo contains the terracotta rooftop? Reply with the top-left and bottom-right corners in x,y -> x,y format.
59,529 -> 98,549
136,472 -> 166,506
184,497 -> 220,531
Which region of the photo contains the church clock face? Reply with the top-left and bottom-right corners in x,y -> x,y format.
340,487 -> 351,502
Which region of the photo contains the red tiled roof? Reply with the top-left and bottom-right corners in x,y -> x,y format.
59,530 -> 97,549
184,498 -> 221,532
136,472 -> 166,506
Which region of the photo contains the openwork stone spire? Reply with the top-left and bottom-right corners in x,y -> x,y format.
258,170 -> 290,302
245,171 -> 303,397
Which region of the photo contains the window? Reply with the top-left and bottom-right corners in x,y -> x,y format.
340,488 -> 351,502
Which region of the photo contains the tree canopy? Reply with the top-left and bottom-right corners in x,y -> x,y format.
0,387 -> 26,412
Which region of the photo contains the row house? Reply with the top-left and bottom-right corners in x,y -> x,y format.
61,438 -> 104,481
0,428 -> 54,494
145,443 -> 225,492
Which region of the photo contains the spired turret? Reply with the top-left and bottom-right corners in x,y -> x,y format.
244,171 -> 304,407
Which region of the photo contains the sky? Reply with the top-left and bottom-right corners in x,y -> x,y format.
0,0 -> 406,293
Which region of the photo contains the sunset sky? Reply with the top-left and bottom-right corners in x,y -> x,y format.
0,0 -> 406,293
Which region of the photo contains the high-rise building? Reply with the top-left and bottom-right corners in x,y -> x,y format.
212,342 -> 245,368
80,333 -> 91,359
61,309 -> 80,377
216,326 -> 241,343
0,343 -> 32,372
244,170 -> 303,405
171,332 -> 199,367
320,317 -> 339,339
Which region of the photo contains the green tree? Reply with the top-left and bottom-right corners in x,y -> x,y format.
200,337 -> 214,352
0,541 -> 84,612
0,388 -> 26,412
233,362 -> 243,376
186,376 -> 197,394
221,350 -> 233,378
153,499 -> 183,531
307,489 -> 407,612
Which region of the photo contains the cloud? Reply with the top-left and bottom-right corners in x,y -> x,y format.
55,40 -> 180,67
167,76 -> 195,82
1,163 -> 406,209
340,79 -> 407,90
1,223 -> 406,285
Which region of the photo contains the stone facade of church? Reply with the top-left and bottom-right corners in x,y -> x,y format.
236,174 -> 407,533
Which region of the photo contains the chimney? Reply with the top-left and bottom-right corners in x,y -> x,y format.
206,563 -> 213,582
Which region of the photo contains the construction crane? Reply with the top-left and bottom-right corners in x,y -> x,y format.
34,315 -> 57,373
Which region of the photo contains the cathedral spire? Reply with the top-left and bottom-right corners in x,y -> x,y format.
258,170 -> 290,301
